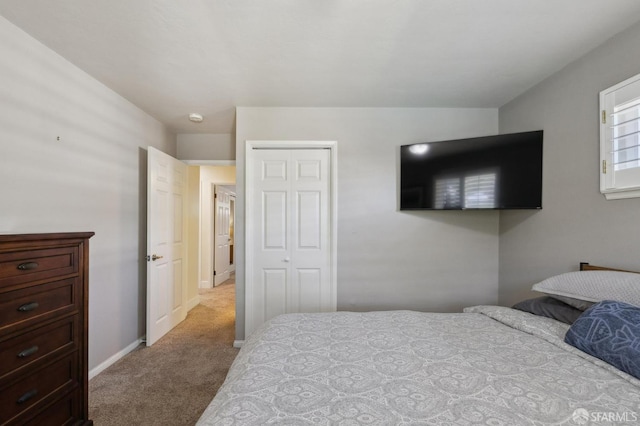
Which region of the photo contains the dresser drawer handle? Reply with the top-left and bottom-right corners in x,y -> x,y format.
17,389 -> 38,404
17,261 -> 39,271
18,345 -> 39,358
17,302 -> 39,312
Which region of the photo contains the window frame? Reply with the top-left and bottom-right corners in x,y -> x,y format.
600,72 -> 640,200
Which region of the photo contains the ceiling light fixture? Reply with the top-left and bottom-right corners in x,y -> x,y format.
188,113 -> 204,123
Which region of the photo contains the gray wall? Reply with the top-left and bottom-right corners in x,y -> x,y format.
235,107 -> 500,339
0,16 -> 176,371
498,21 -> 640,306
177,133 -> 235,160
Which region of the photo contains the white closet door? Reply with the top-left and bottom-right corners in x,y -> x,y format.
248,148 -> 332,335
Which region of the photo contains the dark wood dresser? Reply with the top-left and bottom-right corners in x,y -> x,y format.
0,232 -> 94,425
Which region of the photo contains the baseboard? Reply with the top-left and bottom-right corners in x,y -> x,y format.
89,338 -> 143,380
187,295 -> 201,311
233,340 -> 244,348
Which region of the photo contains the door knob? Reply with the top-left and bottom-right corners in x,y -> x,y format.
151,254 -> 164,261
283,257 -> 290,263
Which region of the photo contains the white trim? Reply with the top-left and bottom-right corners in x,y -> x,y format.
182,160 -> 236,166
245,140 -> 338,338
602,187 -> 640,200
233,340 -> 244,348
187,295 -> 201,311
212,183 -> 219,286
197,176 -> 203,289
89,338 -> 143,380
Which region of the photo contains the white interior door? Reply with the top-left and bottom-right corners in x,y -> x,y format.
246,142 -> 336,337
214,185 -> 231,285
147,146 -> 187,346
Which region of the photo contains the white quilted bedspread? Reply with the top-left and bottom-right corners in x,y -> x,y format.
197,307 -> 640,425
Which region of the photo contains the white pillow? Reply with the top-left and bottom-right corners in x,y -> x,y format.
532,271 -> 640,307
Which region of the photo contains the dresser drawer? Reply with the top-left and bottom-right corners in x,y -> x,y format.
0,278 -> 78,336
0,354 -> 78,424
0,246 -> 78,288
21,389 -> 81,426
0,316 -> 78,381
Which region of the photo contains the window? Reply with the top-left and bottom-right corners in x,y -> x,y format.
600,72 -> 640,200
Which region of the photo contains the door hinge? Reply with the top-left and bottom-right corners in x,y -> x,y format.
601,110 -> 607,124
602,160 -> 607,174
213,270 -> 217,276
214,193 -> 217,199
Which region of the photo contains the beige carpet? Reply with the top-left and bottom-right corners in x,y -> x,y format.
89,279 -> 239,425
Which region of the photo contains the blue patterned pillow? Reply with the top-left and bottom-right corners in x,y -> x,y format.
564,300 -> 640,379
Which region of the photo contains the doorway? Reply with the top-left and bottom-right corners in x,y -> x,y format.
184,164 -> 236,312
213,185 -> 235,286
191,165 -> 236,290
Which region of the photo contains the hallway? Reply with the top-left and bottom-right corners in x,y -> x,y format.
89,278 -> 238,425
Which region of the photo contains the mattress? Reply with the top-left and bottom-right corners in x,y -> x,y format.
196,306 -> 640,425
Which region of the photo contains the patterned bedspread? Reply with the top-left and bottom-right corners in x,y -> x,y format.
196,307 -> 640,425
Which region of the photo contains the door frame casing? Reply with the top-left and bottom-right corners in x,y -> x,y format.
245,140 -> 338,338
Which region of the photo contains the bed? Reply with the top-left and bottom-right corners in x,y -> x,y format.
197,263 -> 640,425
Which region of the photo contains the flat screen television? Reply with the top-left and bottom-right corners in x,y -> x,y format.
400,130 -> 543,210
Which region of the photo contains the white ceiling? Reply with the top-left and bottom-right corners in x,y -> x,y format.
2,1 -> 640,134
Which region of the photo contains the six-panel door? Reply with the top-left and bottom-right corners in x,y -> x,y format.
250,148 -> 332,330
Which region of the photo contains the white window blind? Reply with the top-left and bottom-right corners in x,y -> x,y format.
600,72 -> 640,200
611,97 -> 640,171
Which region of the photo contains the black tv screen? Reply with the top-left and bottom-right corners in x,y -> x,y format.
400,130 -> 543,210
